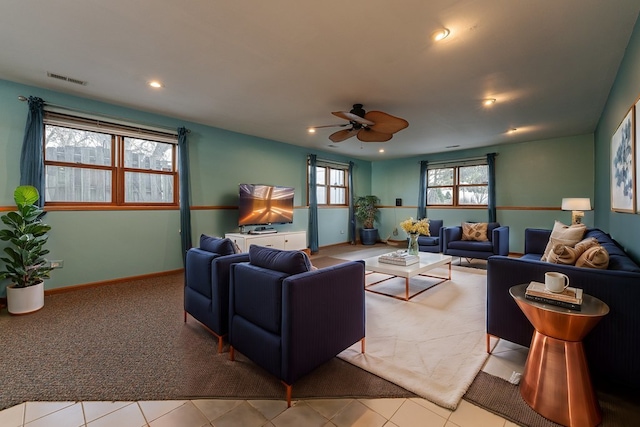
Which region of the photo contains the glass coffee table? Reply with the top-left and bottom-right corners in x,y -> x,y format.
362,252 -> 452,301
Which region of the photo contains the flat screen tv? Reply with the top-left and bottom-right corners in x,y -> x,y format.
238,184 -> 294,226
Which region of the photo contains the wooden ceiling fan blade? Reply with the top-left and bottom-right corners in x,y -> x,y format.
364,111 -> 409,134
329,128 -> 358,142
332,111 -> 375,126
357,129 -> 393,142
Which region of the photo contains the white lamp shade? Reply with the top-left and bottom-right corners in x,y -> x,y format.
561,198 -> 591,211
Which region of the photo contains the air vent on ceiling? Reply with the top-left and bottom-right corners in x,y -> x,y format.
47,72 -> 87,86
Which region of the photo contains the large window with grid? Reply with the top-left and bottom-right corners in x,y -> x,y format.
308,161 -> 349,206
43,112 -> 178,208
427,164 -> 488,206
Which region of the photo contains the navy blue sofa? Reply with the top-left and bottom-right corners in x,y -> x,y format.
442,222 -> 509,260
184,235 -> 249,353
228,245 -> 366,406
416,219 -> 444,253
487,228 -> 640,390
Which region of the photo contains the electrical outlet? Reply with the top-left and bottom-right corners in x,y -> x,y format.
340,230 -> 344,234
393,228 -> 398,236
49,260 -> 64,269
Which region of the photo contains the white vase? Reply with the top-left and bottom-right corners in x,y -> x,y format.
7,281 -> 45,314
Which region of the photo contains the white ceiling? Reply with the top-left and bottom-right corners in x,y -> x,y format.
1,1 -> 638,160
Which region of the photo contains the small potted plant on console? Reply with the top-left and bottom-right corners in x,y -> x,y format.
355,195 -> 380,245
0,185 -> 54,314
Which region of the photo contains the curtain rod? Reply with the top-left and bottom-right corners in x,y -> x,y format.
307,155 -> 350,168
18,95 -> 189,134
423,154 -> 498,166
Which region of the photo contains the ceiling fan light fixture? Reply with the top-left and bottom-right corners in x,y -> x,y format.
432,28 -> 450,42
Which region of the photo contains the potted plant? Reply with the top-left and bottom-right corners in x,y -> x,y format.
354,195 -> 380,245
0,185 -> 53,314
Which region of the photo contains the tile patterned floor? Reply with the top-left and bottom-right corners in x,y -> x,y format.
0,340 -> 527,427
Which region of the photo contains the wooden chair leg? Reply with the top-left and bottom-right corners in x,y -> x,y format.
486,333 -> 497,354
282,382 -> 292,407
217,336 -> 224,354
361,337 -> 366,354
184,311 -> 187,322
229,346 -> 235,361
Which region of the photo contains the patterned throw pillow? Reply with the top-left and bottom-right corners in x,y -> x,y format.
541,221 -> 586,262
575,245 -> 609,269
461,222 -> 489,242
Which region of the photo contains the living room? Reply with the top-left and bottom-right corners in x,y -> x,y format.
1,2 -> 640,426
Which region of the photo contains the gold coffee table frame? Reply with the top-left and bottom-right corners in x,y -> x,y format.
510,284 -> 609,427
363,253 -> 452,301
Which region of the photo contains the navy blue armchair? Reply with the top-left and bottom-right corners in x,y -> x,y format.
417,219 -> 444,253
229,245 -> 366,406
442,222 -> 509,261
184,235 -> 249,353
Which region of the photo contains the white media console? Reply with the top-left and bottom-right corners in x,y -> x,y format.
225,230 -> 307,253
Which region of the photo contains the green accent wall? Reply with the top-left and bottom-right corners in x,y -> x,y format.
0,79 -> 369,292
595,12 -> 640,262
1,12 -> 639,293
372,134 -> 595,253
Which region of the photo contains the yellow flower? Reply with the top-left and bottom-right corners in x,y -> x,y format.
400,217 -> 430,236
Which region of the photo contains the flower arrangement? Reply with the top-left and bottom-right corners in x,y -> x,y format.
400,217 -> 430,236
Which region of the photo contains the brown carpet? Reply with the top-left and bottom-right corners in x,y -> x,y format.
464,371 -> 640,427
0,273 -> 414,411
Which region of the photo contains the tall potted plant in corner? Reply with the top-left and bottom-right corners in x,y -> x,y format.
354,195 -> 380,245
0,185 -> 53,314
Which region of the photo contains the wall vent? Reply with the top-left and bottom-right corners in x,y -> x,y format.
47,72 -> 87,86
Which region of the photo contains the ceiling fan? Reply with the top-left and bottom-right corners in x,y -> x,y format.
312,104 -> 409,143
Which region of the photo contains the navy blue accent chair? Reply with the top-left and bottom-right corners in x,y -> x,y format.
229,246 -> 366,406
416,219 -> 444,253
184,238 -> 249,353
442,222 -> 509,261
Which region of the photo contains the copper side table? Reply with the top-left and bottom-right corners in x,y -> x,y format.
509,284 -> 609,427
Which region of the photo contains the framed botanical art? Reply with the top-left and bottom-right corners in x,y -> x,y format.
636,97 -> 640,213
611,106 -> 635,212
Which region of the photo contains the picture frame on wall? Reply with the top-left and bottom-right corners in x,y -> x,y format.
611,106 -> 635,213
636,97 -> 640,213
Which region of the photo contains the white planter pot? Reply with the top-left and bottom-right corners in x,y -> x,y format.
7,281 -> 45,314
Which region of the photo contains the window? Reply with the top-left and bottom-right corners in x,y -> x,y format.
43,112 -> 178,207
308,161 -> 349,206
427,164 -> 488,207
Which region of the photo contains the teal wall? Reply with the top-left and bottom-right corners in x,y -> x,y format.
2,12 -> 639,292
0,79 -> 369,292
372,134 -> 594,253
594,13 -> 640,261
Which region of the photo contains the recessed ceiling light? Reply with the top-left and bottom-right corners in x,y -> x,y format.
379,149 -> 385,153
432,28 -> 450,41
308,128 -> 316,134
148,80 -> 163,88
483,98 -> 496,106
508,128 -> 517,133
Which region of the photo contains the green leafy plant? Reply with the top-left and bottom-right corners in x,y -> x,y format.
354,195 -> 380,229
0,185 -> 53,288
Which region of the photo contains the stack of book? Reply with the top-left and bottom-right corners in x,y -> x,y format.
378,251 -> 420,266
525,281 -> 583,310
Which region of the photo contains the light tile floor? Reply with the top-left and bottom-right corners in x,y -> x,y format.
0,340 -> 526,427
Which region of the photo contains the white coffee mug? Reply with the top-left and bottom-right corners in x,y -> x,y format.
545,272 -> 570,293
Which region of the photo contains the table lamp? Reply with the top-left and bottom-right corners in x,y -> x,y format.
561,198 -> 591,225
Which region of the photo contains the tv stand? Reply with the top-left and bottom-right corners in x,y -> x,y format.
225,230 -> 307,252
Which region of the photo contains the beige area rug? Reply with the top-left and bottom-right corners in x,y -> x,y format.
338,264 -> 490,410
